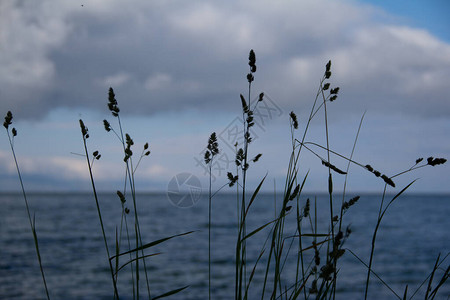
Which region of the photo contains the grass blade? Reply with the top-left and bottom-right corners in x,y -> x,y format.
111,231 -> 194,259
151,285 -> 189,300
115,253 -> 161,276
241,218 -> 279,242
244,174 -> 267,219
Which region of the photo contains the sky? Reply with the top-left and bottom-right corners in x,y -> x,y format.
1,0 -> 449,194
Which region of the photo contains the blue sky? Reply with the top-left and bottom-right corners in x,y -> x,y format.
1,0 -> 449,193
358,0 -> 450,42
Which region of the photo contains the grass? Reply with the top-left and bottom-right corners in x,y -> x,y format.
3,50 -> 449,299
3,112 -> 50,300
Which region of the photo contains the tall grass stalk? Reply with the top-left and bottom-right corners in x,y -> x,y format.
101,88 -> 192,299
3,112 -> 51,300
104,88 -> 152,298
230,49 -> 269,299
204,132 -> 219,300
79,119 -> 120,299
228,51 -> 447,300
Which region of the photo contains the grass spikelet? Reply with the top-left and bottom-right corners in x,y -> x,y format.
427,157 -> 447,166
290,111 -> 299,129
381,174 -> 395,187
321,160 -> 347,175
342,196 -> 360,212
108,87 -> 120,117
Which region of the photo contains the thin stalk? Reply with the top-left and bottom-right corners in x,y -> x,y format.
364,185 -> 387,300
120,167 -> 136,299
209,161 -> 212,300
80,128 -> 119,299
237,64 -> 254,300
321,80 -> 337,300
116,114 -> 151,298
365,181 -> 415,299
130,157 -> 152,298
6,130 -> 51,300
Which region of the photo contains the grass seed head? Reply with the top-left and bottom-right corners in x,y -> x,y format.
319,263 -> 335,281
289,111 -> 298,129
207,132 -> 219,156
103,120 -> 111,132
117,190 -> 126,204
79,119 -> 89,139
205,132 -> 219,164
248,49 -> 256,71
247,114 -> 254,128
252,153 -> 262,163
204,151 -> 211,164
244,131 -> 252,143
235,148 -> 244,166
325,60 -> 332,78
240,94 -> 249,113
227,172 -> 238,187
92,151 -> 101,160
365,164 -> 374,172
108,87 -> 120,117
330,87 -> 340,95
427,157 -> 447,166
342,196 -> 360,211
247,73 -> 254,83
303,198 -> 310,218
3,111 -> 13,129
322,160 -> 347,174
258,92 -> 264,101
289,184 -> 300,201
381,174 -> 395,187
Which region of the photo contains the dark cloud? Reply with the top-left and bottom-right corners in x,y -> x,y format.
1,0 -> 450,120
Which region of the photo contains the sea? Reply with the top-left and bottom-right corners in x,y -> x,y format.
0,192 -> 449,299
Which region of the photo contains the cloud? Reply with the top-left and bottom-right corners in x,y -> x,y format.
1,0 -> 449,120
0,1 -> 73,118
0,150 -> 89,180
144,73 -> 172,91
97,72 -> 132,88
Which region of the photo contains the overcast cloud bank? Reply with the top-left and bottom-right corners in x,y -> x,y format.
2,0 -> 450,119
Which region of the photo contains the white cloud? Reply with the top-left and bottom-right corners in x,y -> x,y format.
0,150 -> 119,182
144,73 -> 172,91
140,164 -> 172,177
97,72 -> 131,88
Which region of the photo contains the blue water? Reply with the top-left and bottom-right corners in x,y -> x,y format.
0,192 -> 449,299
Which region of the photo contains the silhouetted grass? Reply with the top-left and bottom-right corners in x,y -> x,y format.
3,111 -> 50,300
207,50 -> 448,300
78,89 -> 192,299
3,50 -> 448,300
